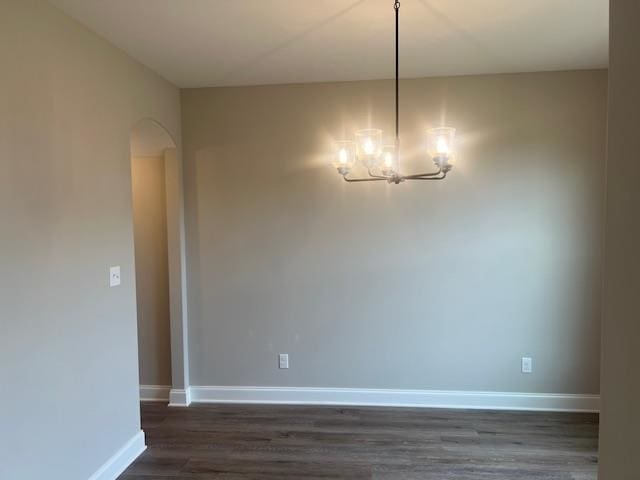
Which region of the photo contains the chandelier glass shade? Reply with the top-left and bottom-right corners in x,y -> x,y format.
333,1 -> 457,184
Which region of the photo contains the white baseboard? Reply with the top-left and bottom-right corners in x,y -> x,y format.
140,385 -> 171,402
169,387 -> 192,407
189,386 -> 599,412
88,430 -> 146,480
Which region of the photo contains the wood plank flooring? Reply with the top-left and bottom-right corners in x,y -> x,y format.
119,402 -> 598,479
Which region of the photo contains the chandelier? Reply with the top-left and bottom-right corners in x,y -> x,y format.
333,1 -> 456,184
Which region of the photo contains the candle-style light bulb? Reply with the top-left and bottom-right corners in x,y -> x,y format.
355,129 -> 383,167
338,148 -> 348,164
363,138 -> 375,155
380,144 -> 398,176
333,141 -> 356,175
436,137 -> 450,155
426,127 -> 456,170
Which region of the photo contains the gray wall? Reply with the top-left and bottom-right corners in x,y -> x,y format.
0,1 -> 180,479
132,155 -> 172,387
182,70 -> 607,393
599,0 -> 640,477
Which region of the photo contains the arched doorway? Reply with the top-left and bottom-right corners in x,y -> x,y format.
130,118 -> 189,405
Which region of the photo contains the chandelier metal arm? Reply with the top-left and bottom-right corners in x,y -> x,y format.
341,169 -> 448,183
403,168 -> 446,179
408,171 -> 448,180
342,175 -> 388,183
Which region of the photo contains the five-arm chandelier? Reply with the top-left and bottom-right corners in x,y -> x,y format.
333,1 -> 457,184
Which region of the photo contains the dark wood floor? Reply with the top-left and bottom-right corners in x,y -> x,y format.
119,402 -> 598,479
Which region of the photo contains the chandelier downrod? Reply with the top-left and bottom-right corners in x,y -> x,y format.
395,1 -> 400,143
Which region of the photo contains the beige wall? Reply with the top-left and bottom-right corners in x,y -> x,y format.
0,0 -> 181,479
132,155 -> 172,387
182,70 -> 607,394
599,0 -> 640,477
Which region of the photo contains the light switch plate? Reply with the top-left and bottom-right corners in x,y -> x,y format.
278,353 -> 289,369
521,356 -> 533,374
109,266 -> 121,287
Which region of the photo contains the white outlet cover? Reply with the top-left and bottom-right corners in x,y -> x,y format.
521,356 -> 533,374
109,266 -> 121,287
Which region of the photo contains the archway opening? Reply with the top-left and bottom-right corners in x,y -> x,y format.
130,119 -> 177,401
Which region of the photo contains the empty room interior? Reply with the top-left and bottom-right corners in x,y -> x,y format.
2,1 -> 639,479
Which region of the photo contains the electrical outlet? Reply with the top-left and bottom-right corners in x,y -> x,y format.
521,356 -> 533,374
109,266 -> 121,287
278,353 -> 289,369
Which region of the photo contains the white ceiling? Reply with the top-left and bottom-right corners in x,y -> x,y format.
49,0 -> 609,88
